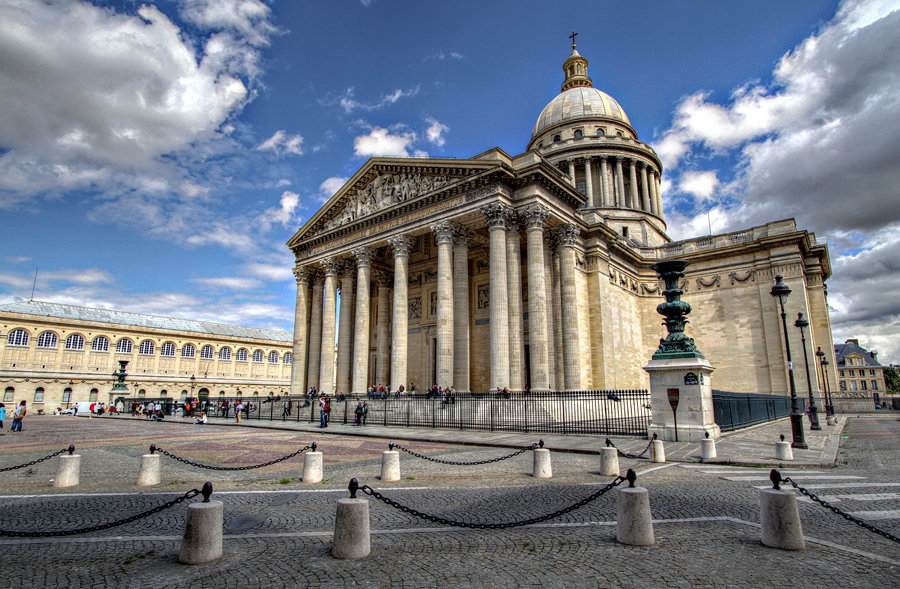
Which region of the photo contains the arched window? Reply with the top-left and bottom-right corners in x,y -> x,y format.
7,329 -> 28,346
236,349 -> 248,362
252,350 -> 264,363
160,389 -> 168,396
116,339 -> 133,354
91,336 -> 109,352
160,342 -> 176,356
236,391 -> 242,398
62,388 -> 72,404
34,387 -> 44,402
598,128 -> 606,136
139,340 -> 155,355
4,387 -> 15,402
220,347 -> 232,361
37,331 -> 57,348
89,388 -> 98,402
65,334 -> 85,350
137,390 -> 146,398
268,351 -> 278,363
553,134 -> 561,143
616,131 -> 623,137
219,391 -> 225,397
181,344 -> 195,358
283,353 -> 293,364
574,129 -> 583,139
201,345 -> 214,360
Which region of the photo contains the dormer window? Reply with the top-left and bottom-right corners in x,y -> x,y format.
598,128 -> 606,136
553,134 -> 561,143
574,129 -> 583,139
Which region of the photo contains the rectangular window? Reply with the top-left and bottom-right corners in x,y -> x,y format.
850,381 -> 858,391
839,370 -> 845,377
839,381 -> 847,391
870,370 -> 876,376
848,370 -> 855,377
861,380 -> 868,391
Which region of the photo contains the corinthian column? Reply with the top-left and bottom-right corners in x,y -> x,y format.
522,204 -> 550,391
431,221 -> 456,388
599,156 -> 610,208
374,271 -> 392,388
615,156 -> 626,208
307,269 -> 324,392
543,234 -> 559,390
480,202 -> 512,390
318,257 -> 340,395
351,247 -> 373,395
506,214 -> 525,391
558,224 -> 581,390
453,226 -> 473,392
290,266 -> 311,395
387,235 -> 411,392
638,162 -> 651,212
336,261 -> 355,396
567,159 -> 576,188
550,237 -> 565,390
628,159 -> 639,210
648,167 -> 659,216
584,157 -> 594,208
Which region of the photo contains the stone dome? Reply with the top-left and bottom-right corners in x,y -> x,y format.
531,86 -> 630,139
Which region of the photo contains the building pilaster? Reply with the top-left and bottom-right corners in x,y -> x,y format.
550,237 -> 565,390
375,270 -> 392,389
599,156 -> 610,208
453,226 -> 473,392
628,159 -> 640,211
318,257 -> 340,395
506,214 -> 525,391
336,261 -> 355,396
558,224 -> 581,390
306,269 -> 324,392
639,162 -> 651,212
615,156 -> 627,208
584,157 -> 594,208
432,221 -> 456,388
648,167 -> 659,217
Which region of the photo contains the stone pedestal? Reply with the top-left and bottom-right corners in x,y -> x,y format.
303,452 -> 323,483
599,447 -> 620,476
137,454 -> 160,486
700,439 -> 717,460
644,357 -> 721,442
760,488 -> 805,550
332,499 -> 370,559
651,440 -> 666,463
826,416 -> 837,426
533,448 -> 552,478
54,455 -> 80,488
381,450 -> 400,481
775,441 -> 793,461
616,486 -> 655,546
179,501 -> 224,564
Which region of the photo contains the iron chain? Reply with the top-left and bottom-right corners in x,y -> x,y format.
155,444 -> 313,471
0,448 -> 69,473
390,442 -> 541,466
607,434 -> 656,460
783,477 -> 900,545
0,489 -> 201,537
360,475 -> 625,529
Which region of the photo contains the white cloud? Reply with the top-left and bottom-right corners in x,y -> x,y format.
245,263 -> 294,282
5,256 -> 31,264
353,127 -> 418,157
260,190 -> 301,229
191,276 -> 264,290
425,118 -> 449,146
256,130 -> 304,156
677,171 -> 719,202
318,176 -> 349,203
333,86 -> 420,113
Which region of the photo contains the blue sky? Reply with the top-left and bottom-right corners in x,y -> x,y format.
2,0 -> 899,363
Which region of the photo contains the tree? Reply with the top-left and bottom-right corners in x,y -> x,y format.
884,366 -> 900,394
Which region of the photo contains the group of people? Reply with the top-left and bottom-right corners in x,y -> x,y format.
366,383 -> 410,399
130,401 -> 166,420
0,400 -> 26,432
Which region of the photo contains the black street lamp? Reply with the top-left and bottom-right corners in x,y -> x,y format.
794,312 -> 821,430
816,347 -> 834,418
770,275 -> 807,448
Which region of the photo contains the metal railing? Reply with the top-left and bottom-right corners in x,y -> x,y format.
712,391 -> 793,432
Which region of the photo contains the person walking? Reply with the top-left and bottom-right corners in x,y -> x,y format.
11,400 -> 26,432
0,402 -> 6,431
354,402 -> 363,425
234,400 -> 243,424
319,396 -> 327,428
283,397 -> 292,417
361,401 -> 368,426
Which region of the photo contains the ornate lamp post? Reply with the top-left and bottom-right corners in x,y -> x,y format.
770,275 -> 807,448
649,260 -> 704,360
816,347 -> 834,418
794,313 -> 821,430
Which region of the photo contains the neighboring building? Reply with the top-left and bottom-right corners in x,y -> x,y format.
835,339 -> 886,397
285,41 -> 837,397
0,300 -> 293,411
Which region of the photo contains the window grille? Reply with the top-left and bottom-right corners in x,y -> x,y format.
92,336 -> 109,352
66,334 -> 84,350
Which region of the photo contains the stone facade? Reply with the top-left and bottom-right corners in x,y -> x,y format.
835,339 -> 886,396
0,301 -> 292,410
286,44 -> 836,396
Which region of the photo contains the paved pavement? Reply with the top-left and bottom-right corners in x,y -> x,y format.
0,415 -> 897,588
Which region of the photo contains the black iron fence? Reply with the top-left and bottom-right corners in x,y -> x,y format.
712,391 -> 793,432
120,390 -> 651,436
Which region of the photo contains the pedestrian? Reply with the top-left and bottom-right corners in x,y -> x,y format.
235,400 -> 243,423
361,402 -> 368,426
0,402 -> 6,431
354,402 -> 363,425
319,396 -> 328,428
11,400 -> 26,432
325,396 -> 331,425
283,397 -> 292,417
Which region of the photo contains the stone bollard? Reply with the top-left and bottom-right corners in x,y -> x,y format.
179,482 -> 223,564
533,441 -> 551,478
775,435 -> 793,461
333,478 -> 370,559
137,446 -> 161,486
826,415 -> 837,426
700,438 -> 717,460
616,469 -> 655,546
303,442 -> 323,483
54,446 -> 80,488
599,446 -> 620,476
651,439 -> 666,463
760,470 -> 805,550
381,442 -> 400,481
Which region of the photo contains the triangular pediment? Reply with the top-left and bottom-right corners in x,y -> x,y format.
288,157 -> 499,248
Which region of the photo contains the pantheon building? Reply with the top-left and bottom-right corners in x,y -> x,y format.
286,43 -> 835,398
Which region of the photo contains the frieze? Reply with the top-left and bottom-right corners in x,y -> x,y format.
465,183 -> 511,203
424,268 -> 437,283
641,282 -> 661,294
408,297 -> 422,320
408,272 -> 422,287
729,269 -> 756,285
696,275 -> 720,289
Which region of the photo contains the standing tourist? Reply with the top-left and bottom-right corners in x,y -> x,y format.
354,402 -> 363,425
0,402 -> 6,431
11,400 -> 26,432
235,400 -> 244,424
319,396 -> 327,428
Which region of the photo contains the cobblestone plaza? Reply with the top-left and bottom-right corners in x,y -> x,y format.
0,416 -> 898,588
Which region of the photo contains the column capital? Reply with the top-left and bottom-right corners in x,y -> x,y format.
638,160 -> 647,169
480,202 -> 515,229
387,234 -> 413,257
583,155 -> 592,164
557,223 -> 580,247
430,220 -> 457,244
351,246 -> 374,267
597,154 -> 608,162
453,225 -> 475,247
374,269 -> 393,288
320,256 -> 342,276
311,268 -> 325,285
520,203 -> 550,229
293,266 -> 312,285
545,230 -> 559,253
628,157 -> 638,166
341,259 -> 357,278
616,155 -> 625,163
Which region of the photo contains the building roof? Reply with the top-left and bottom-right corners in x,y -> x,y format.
0,300 -> 292,343
834,340 -> 882,367
532,86 -> 630,139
